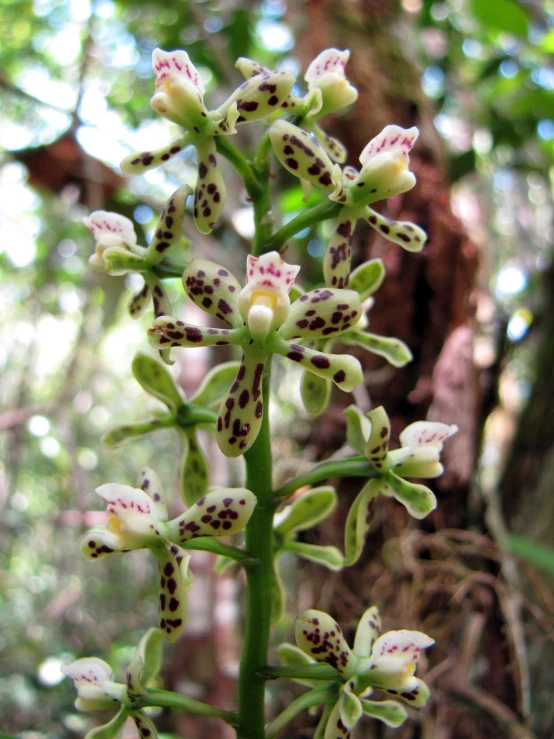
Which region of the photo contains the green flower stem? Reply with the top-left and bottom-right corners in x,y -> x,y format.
265,685 -> 337,739
254,130 -> 272,171
237,369 -> 278,739
179,537 -> 254,562
216,136 -> 262,199
266,200 -> 342,253
273,456 -> 378,499
261,664 -> 344,683
151,259 -> 189,279
252,160 -> 273,257
140,688 -> 238,725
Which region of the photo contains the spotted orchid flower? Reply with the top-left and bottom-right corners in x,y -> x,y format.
343,405 -> 457,564
288,605 -> 433,736
270,121 -> 427,289
81,468 -> 256,640
148,251 -> 364,457
299,259 -> 411,417
63,629 -> 164,739
121,49 -> 295,235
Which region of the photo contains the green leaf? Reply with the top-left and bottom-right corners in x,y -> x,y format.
275,486 -> 337,537
507,534 -> 554,575
301,370 -> 331,416
471,0 -> 529,38
189,361 -> 241,407
360,698 -> 407,727
132,352 -> 184,413
282,540 -> 344,571
344,404 -> 370,455
348,259 -> 385,300
342,330 -> 413,368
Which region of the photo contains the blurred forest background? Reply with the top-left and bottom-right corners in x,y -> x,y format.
0,0 -> 553,737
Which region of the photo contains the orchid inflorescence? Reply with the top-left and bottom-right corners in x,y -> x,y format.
67,44 -> 457,739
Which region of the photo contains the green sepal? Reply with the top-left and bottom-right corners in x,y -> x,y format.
149,317 -> 244,350
385,471 -> 437,519
323,698 -> 348,739
348,259 -> 385,301
315,704 -> 333,739
342,330 -> 413,368
216,350 -> 269,458
182,259 -> 243,328
275,486 -> 337,537
136,627 -> 164,687
278,288 -> 362,340
364,207 -> 426,252
282,540 -> 344,571
84,707 -> 128,739
152,545 -> 192,643
343,478 -> 381,566
167,487 -> 257,543
103,247 -> 147,276
128,282 -> 151,319
276,643 -> 322,689
323,210 -> 358,289
120,134 -> 190,175
353,605 -> 381,658
213,555 -> 235,574
189,361 -> 242,407
144,274 -> 173,319
296,609 -> 356,674
360,698 -> 407,727
146,185 -> 191,265
131,712 -> 159,739
301,370 -> 331,416
339,682 -> 363,730
102,417 -> 173,448
125,655 -> 147,704
132,352 -> 184,413
272,337 -> 363,393
344,405 -> 370,456
271,556 -> 286,625
179,428 -> 209,506
193,138 -> 226,235
365,406 -> 390,469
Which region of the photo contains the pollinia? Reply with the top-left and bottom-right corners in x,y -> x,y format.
64,46 -> 456,739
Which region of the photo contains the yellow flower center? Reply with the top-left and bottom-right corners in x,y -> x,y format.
108,515 -> 124,535
250,291 -> 277,312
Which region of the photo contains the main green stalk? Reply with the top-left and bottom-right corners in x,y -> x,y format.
237,372 -> 276,738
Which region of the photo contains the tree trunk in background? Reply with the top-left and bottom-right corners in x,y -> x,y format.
279,2 -> 535,738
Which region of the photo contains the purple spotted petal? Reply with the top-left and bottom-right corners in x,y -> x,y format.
323,698 -> 354,739
353,605 -> 382,658
138,466 -> 168,522
278,288 -> 362,340
322,210 -> 358,288
193,139 -> 226,234
148,316 -> 243,350
295,609 -> 355,674
218,70 -> 296,123
216,350 -> 268,457
120,135 -> 190,175
168,487 -> 256,541
182,259 -> 243,327
235,57 -> 272,78
146,185 -> 191,264
131,711 -> 159,739
300,370 -> 331,416
273,337 -> 363,392
364,208 -> 426,252
313,124 -> 348,163
153,544 -> 191,642
269,121 -> 338,193
128,281 -> 151,319
365,406 -> 391,469
343,478 -> 382,566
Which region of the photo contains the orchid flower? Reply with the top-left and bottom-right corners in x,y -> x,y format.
269,121 -> 427,289
121,49 -> 295,234
299,258 -> 412,417
343,405 -> 457,564
148,251 -> 364,457
103,352 -> 241,506
279,605 -> 433,735
81,468 -> 256,640
63,629 -> 164,739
